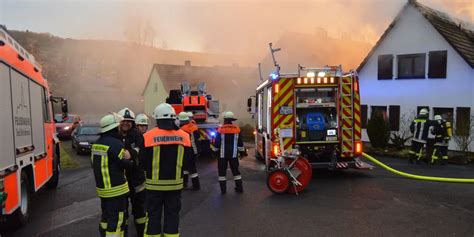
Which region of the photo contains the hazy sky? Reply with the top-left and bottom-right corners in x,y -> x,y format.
1,0 -> 472,54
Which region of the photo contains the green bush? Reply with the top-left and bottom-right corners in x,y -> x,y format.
367,111 -> 390,148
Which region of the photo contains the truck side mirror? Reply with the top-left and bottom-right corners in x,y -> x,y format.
247,98 -> 252,107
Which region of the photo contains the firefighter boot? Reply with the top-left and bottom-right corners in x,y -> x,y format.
191,177 -> 200,191
219,181 -> 226,194
235,179 -> 243,193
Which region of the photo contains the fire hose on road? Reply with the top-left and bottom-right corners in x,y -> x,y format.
362,152 -> 474,183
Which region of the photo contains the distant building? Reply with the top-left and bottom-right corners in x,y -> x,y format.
357,0 -> 474,151
142,61 -> 257,121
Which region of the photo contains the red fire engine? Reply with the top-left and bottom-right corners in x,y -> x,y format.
0,26 -> 67,226
166,82 -> 220,153
248,49 -> 373,193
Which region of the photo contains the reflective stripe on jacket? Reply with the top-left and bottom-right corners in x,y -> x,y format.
142,127 -> 191,191
180,123 -> 200,155
215,124 -> 243,159
91,138 -> 130,198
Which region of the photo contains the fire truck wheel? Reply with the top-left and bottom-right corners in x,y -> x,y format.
10,171 -> 31,227
47,145 -> 60,189
287,157 -> 313,194
267,169 -> 290,194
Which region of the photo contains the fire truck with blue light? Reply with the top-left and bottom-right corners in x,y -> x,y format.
0,26 -> 68,226
166,81 -> 220,153
247,43 -> 373,194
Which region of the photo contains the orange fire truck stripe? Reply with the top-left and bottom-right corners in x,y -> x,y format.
343,96 -> 351,106
342,84 -> 351,95
353,92 -> 362,140
343,108 -> 351,118
343,129 -> 352,139
273,102 -> 294,128
273,80 -> 293,114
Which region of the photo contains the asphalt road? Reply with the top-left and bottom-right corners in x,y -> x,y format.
2,141 -> 473,237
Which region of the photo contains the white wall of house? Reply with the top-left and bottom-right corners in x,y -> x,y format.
358,5 -> 474,151
143,67 -> 168,116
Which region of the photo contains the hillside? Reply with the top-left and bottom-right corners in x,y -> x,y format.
9,30 -> 372,123
10,30 -> 255,116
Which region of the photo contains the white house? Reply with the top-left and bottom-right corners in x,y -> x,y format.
357,0 -> 474,151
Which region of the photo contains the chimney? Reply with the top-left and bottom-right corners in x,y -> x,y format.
184,60 -> 191,67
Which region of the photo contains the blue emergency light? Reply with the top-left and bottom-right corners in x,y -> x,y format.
210,131 -> 216,137
270,72 -> 279,80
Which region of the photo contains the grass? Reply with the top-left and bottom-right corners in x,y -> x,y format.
59,144 -> 80,169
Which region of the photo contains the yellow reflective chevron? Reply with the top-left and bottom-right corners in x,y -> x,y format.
163,233 -> 180,237
146,145 -> 185,191
92,144 -> 110,153
96,182 -> 129,198
118,148 -> 125,160
176,145 -> 184,180
145,183 -> 183,191
152,146 -> 160,181
101,155 -> 111,188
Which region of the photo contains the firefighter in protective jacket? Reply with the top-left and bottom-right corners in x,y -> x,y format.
135,113 -> 150,134
140,103 -> 191,237
214,111 -> 245,194
431,115 -> 452,165
409,108 -> 431,163
92,113 -> 132,237
178,112 -> 201,190
117,108 -> 146,236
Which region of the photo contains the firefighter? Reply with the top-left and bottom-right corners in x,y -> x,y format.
431,115 -> 452,165
92,113 -> 132,237
135,113 -> 150,134
409,108 -> 430,164
214,111 -> 245,194
178,112 -> 201,190
187,112 -> 197,125
117,108 -> 146,237
140,103 -> 191,237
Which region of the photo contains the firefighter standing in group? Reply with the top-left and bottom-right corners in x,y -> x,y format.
117,108 -> 147,237
213,111 -> 245,194
91,113 -> 132,237
178,112 -> 201,190
431,115 -> 452,165
135,113 -> 150,134
409,108 -> 431,163
140,103 -> 191,237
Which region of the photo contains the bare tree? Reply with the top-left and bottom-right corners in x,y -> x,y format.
390,111 -> 415,150
452,115 -> 474,152
123,11 -> 157,47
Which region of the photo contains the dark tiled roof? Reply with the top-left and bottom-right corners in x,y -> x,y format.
357,0 -> 474,71
142,63 -> 256,95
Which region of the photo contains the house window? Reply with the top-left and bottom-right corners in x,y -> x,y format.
154,82 -> 158,92
389,105 -> 400,131
456,107 -> 471,136
361,104 -> 368,128
371,106 -> 388,121
433,107 -> 453,123
397,53 -> 425,79
428,50 -> 447,78
378,55 -> 393,80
